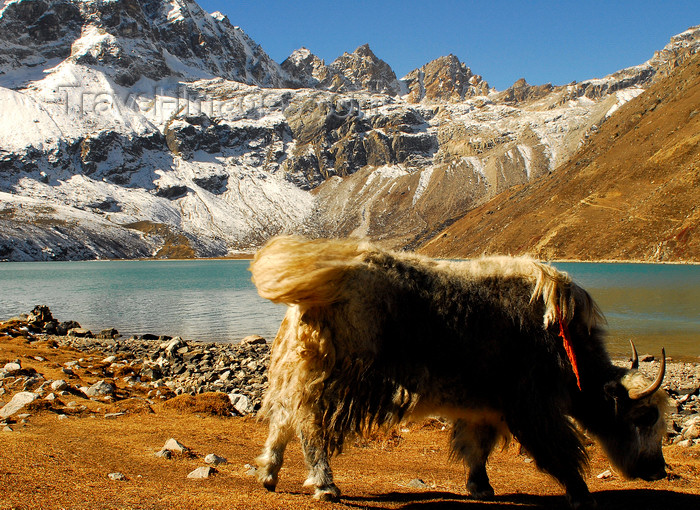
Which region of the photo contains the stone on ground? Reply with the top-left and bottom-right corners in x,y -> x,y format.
187,466 -> 217,479
84,380 -> 114,397
163,438 -> 188,453
204,453 -> 227,466
0,392 -> 38,419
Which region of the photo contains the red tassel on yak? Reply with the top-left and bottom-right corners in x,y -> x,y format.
556,304 -> 582,390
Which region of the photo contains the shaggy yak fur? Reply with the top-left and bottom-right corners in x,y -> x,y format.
251,236 -> 669,509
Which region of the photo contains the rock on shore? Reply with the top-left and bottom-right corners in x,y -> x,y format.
56,334 -> 270,413
1,306 -> 270,417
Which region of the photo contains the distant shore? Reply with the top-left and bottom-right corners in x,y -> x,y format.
4,248 -> 700,265
124,254 -> 700,265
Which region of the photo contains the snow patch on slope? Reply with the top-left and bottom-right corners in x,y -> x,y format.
463,156 -> 487,181
0,87 -> 64,151
412,167 -> 434,205
360,165 -> 409,195
606,87 -> 645,118
517,145 -> 533,178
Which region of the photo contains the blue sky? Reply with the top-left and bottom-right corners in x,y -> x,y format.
199,0 -> 699,90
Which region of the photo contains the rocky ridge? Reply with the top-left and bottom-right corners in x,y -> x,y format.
282,44 -> 402,95
560,25 -> 700,104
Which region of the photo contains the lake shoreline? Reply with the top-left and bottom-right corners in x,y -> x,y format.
136,254 -> 700,265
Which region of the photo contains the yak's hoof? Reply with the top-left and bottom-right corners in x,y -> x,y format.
313,484 -> 341,502
259,474 -> 278,492
467,481 -> 494,500
566,493 -> 597,510
467,482 -> 495,500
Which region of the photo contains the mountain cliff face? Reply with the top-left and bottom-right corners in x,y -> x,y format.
0,0 -> 698,261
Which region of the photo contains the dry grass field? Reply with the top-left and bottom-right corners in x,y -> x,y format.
1,331 -> 700,510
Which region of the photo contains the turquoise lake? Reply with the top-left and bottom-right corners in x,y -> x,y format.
0,260 -> 698,359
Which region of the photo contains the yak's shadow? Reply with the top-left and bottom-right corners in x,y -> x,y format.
342,488 -> 700,509
343,491 -> 561,509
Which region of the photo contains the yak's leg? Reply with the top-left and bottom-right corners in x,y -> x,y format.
256,405 -> 294,492
299,421 -> 341,501
506,403 -> 595,510
451,419 -> 498,499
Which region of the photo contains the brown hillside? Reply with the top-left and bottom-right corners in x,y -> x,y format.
419,53 -> 700,262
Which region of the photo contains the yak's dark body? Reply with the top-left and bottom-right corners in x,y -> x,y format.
251,237 -> 668,508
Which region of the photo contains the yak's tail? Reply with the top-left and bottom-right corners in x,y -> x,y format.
530,260 -> 604,331
252,236 -> 368,433
250,235 -> 369,307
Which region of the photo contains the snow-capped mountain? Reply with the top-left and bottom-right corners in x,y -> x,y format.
0,0 -> 292,89
280,47 -> 329,89
0,0 -> 698,261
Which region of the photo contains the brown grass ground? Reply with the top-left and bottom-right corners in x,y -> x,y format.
1,332 -> 700,510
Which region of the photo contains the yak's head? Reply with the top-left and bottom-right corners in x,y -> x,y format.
598,343 -> 669,481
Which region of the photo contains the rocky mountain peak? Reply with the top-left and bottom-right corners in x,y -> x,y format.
402,54 -> 489,103
353,43 -> 375,58
492,78 -> 554,105
280,46 -> 330,88
329,43 -> 402,95
440,54 -> 463,67
286,47 -> 315,65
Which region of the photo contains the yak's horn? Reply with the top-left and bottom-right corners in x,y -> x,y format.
629,348 -> 666,400
630,340 -> 639,370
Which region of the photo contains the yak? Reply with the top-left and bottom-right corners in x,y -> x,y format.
250,236 -> 668,509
